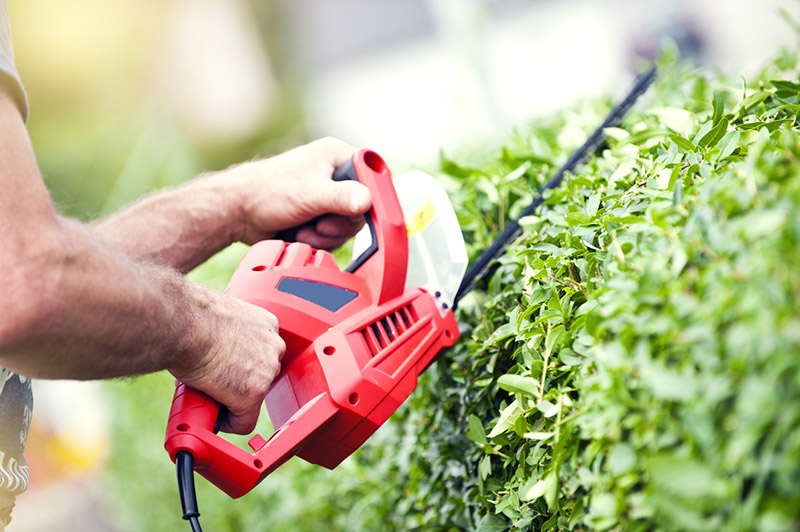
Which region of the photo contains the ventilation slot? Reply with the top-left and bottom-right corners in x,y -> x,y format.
274,244 -> 288,267
360,305 -> 417,357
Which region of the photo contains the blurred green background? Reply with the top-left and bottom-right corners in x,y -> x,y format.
13,0 -> 302,222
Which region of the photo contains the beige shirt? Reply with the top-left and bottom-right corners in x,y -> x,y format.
0,2 -> 32,529
0,0 -> 27,120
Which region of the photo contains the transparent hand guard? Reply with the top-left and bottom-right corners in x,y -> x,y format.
353,170 -> 467,314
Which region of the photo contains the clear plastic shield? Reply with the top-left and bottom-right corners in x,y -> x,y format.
353,170 -> 467,314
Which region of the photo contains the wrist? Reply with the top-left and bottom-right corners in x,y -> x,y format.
92,175 -> 247,272
163,279 -> 217,379
192,165 -> 260,245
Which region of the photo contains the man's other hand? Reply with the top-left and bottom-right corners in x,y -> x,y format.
168,285 -> 286,434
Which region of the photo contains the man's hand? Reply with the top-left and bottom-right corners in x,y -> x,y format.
93,137 -> 372,273
168,286 -> 286,434
219,137 -> 371,250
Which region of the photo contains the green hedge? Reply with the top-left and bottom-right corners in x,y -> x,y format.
107,47 -> 800,531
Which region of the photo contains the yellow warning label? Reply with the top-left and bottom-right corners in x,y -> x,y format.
406,199 -> 436,237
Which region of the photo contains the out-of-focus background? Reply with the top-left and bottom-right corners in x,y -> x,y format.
6,0 -> 798,530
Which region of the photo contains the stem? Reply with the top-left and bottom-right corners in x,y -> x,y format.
547,272 -> 585,294
540,323 -> 550,402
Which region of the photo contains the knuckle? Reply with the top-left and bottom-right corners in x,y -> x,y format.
270,334 -> 286,362
333,184 -> 352,211
273,333 -> 286,353
267,357 -> 281,380
252,379 -> 271,399
315,136 -> 338,148
240,373 -> 269,401
313,136 -> 354,160
256,307 -> 279,329
233,415 -> 258,435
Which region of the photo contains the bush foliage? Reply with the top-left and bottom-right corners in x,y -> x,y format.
107,48 -> 800,531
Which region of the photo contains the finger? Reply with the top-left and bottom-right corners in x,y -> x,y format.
308,179 -> 372,218
315,214 -> 366,239
294,226 -> 353,251
217,349 -> 284,435
218,317 -> 284,435
307,137 -> 357,169
218,405 -> 260,435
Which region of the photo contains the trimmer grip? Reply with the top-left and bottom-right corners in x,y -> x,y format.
332,159 -> 377,273
167,382 -> 277,498
336,149 -> 408,305
166,378 -> 341,498
166,384 -> 222,467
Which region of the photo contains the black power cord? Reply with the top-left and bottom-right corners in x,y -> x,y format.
176,451 -> 204,532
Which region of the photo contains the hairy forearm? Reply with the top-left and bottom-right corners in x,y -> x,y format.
90,139 -> 370,275
0,90 -> 287,433
90,174 -> 244,273
0,216 -> 210,380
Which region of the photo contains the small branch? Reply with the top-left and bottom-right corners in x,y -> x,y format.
547,273 -> 586,294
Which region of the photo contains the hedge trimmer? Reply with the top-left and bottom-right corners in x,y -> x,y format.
164,65 -> 657,532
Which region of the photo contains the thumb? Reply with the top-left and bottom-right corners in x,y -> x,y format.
313,180 -> 372,217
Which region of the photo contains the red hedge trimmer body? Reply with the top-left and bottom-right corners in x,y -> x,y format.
164,150 -> 459,499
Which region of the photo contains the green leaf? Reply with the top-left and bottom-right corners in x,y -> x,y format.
440,152 -> 479,178
537,399 -> 560,418
603,126 -> 629,141
697,118 -> 728,149
735,90 -> 771,120
672,176 -> 683,206
532,243 -> 560,253
478,455 -> 492,481
544,472 -> 559,511
715,129 -> 740,160
520,478 -> 547,501
585,192 -> 601,217
566,211 -> 590,226
475,514 -> 508,532
770,79 -> 800,92
488,400 -> 520,438
559,350 -> 585,366
467,414 -> 488,445
609,159 -> 637,185
692,120 -> 714,145
585,309 -> 602,336
497,375 -> 541,397
669,133 -> 695,151
607,443 -> 636,476
712,90 -> 725,125
739,118 -> 793,132
606,215 -> 645,224
667,165 -> 682,189
770,79 -> 800,98
588,492 -> 618,529
545,324 -> 566,355
486,322 -> 516,345
523,431 -> 554,441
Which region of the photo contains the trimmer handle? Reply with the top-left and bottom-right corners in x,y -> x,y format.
165,149 -> 413,498
333,150 -> 408,304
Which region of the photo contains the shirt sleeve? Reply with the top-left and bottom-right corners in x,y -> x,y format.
0,0 -> 28,121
